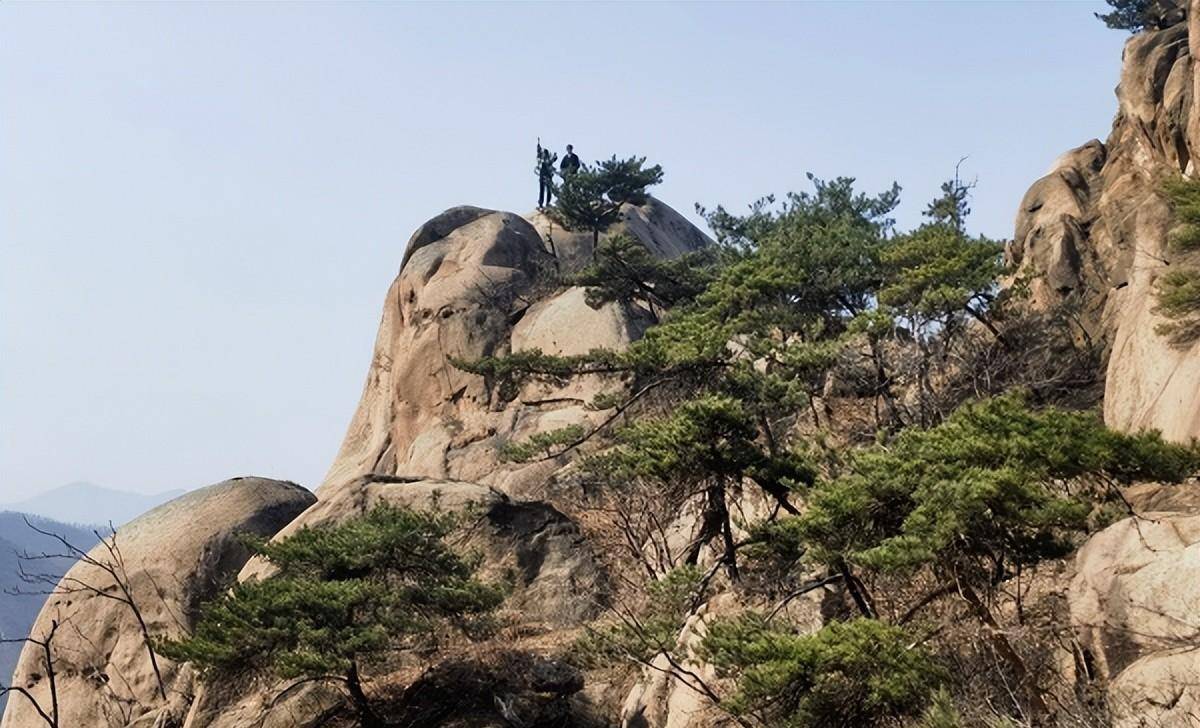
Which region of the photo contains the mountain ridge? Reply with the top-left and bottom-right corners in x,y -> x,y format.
0,482 -> 186,528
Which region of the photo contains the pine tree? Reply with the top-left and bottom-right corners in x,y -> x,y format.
552,155 -> 663,259
1154,268 -> 1200,343
699,616 -> 944,728
1163,176 -> 1200,253
772,392 -> 1200,717
1094,0 -> 1183,32
574,234 -> 719,316
880,172 -> 1004,338
1155,176 -> 1200,343
581,395 -> 813,577
158,505 -> 503,727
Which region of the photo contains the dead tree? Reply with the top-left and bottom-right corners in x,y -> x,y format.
10,518 -> 168,701
0,616 -> 61,727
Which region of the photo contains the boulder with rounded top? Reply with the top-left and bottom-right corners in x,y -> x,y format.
0,477 -> 315,728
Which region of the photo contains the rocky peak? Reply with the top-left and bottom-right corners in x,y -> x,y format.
320,196 -> 711,501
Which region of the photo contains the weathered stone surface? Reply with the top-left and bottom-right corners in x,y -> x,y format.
0,478 -> 315,728
1011,18 -> 1200,443
1069,483 -> 1200,727
511,286 -> 652,358
320,199 -> 711,501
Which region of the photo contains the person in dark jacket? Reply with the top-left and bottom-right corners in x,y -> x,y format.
536,141 -> 557,208
560,144 -> 581,177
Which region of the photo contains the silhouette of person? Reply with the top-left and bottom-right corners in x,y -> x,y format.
537,142 -> 557,208
560,144 -> 581,177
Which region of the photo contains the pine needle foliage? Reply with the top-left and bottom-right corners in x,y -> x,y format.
500,424 -> 586,463
574,234 -> 720,314
582,396 -> 814,572
159,505 -> 503,725
1156,176 -> 1200,344
778,392 -> 1199,578
552,155 -> 664,253
879,224 -> 1003,327
918,688 -> 965,728
1154,267 -> 1200,343
699,616 -> 944,728
1095,0 -> 1181,32
1163,176 -> 1200,253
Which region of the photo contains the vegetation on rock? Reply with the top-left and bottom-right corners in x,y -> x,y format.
1156,176 -> 1200,343
1094,0 -> 1182,32
159,505 -> 503,727
551,154 -> 664,256
457,168 -> 1200,727
700,616 -> 943,728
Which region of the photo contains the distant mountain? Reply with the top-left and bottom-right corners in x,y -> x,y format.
0,511 -> 99,714
0,482 -> 185,528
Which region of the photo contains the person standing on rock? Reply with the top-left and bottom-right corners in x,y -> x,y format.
536,140 -> 557,208
560,144 -> 581,177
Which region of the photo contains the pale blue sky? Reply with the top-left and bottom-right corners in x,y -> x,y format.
2,1 -> 1125,500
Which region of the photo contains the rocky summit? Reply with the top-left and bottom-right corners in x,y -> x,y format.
8,8 -> 1200,726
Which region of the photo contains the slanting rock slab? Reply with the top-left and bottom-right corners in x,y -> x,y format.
0,477 -> 315,728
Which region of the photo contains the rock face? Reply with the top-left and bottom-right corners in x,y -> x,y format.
0,478 -> 315,728
1070,485 -> 1200,727
1010,9 -> 1200,443
1017,9 -> 1200,721
320,198 -> 711,500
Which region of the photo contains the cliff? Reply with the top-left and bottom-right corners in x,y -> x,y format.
1010,8 -> 1200,442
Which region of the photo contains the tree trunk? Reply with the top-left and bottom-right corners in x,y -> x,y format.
713,481 -> 740,581
958,581 -> 1052,723
44,622 -> 59,728
836,559 -> 876,619
866,337 -> 901,432
346,662 -> 385,728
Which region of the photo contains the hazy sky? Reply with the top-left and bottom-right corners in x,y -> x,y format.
2,1 -> 1126,500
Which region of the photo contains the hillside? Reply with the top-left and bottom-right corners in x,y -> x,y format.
5,6 -> 1200,727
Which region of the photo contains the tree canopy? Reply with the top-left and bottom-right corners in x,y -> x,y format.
1094,0 -> 1183,32
551,155 -> 664,255
452,162 -> 1200,725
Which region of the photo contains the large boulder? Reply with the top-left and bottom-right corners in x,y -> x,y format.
1069,484 -> 1200,727
319,199 -> 711,501
1010,18 -> 1200,443
0,477 -> 315,728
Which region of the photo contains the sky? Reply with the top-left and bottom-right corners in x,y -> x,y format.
1,1 -> 1128,501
